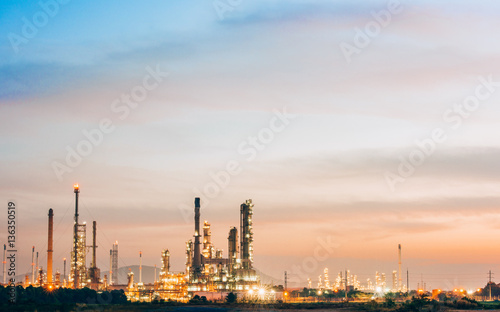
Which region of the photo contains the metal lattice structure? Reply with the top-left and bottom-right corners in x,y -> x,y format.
70,223 -> 86,288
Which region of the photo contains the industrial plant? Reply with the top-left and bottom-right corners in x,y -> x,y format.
3,184 -> 262,302
127,197 -> 260,301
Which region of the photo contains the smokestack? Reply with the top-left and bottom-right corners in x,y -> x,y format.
36,251 -> 39,285
87,221 -> 100,289
31,246 -> 35,284
192,197 -> 202,274
92,221 -> 97,269
398,244 -> 402,291
47,208 -> 54,285
73,183 -> 80,289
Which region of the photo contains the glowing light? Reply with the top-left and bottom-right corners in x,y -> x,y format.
477,288 -> 481,292
467,290 -> 473,295
73,183 -> 79,190
258,288 -> 265,295
317,290 -> 322,295
376,286 -> 382,292
248,289 -> 254,295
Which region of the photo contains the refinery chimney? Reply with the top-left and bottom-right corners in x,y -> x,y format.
192,197 -> 202,275
88,221 -> 100,289
92,221 -> 97,270
47,208 -> 54,285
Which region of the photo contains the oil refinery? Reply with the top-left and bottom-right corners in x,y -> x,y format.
6,184 -> 262,302
127,197 -> 260,301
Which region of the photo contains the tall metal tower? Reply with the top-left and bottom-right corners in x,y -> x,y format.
72,184 -> 80,289
240,199 -> 254,270
111,241 -> 118,285
70,182 -> 87,290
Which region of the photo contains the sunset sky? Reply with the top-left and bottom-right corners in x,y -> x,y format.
1,0 -> 500,290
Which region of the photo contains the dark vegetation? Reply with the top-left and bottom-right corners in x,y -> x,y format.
1,285 -> 500,311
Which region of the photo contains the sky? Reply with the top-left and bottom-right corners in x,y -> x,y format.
1,0 -> 500,291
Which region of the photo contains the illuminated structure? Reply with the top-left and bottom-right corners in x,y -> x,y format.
143,249 -> 188,301
70,184 -> 87,288
159,249 -> 171,279
240,200 -> 253,270
183,198 -> 259,293
375,271 -> 381,289
324,268 -> 330,289
228,227 -> 238,274
317,275 -> 323,289
70,222 -> 86,288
